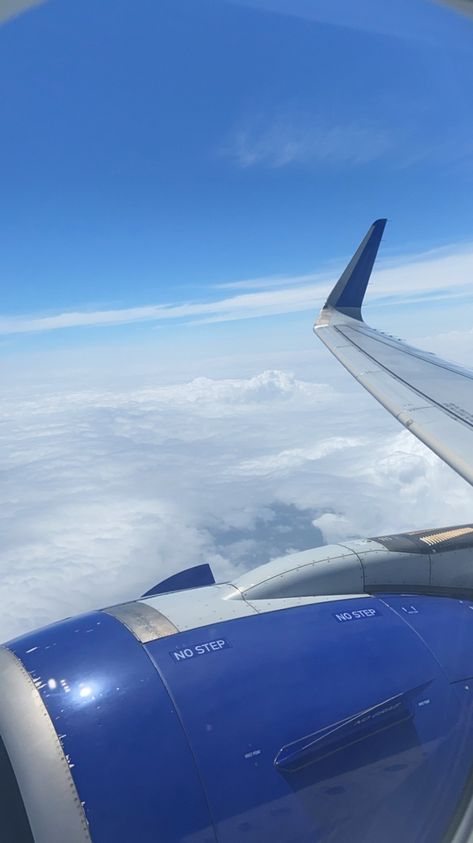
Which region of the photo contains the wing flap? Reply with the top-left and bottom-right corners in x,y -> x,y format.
315,222 -> 473,487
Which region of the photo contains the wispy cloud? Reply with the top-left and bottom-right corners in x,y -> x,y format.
216,270 -> 330,291
2,241 -> 473,336
0,0 -> 45,26
223,115 -> 394,170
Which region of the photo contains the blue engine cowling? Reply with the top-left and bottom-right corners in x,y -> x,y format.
2,592 -> 473,842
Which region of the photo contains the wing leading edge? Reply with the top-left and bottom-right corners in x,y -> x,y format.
314,220 -> 473,487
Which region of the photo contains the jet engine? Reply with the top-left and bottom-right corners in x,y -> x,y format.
3,524 -> 473,842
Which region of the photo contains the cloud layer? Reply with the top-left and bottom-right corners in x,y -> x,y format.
2,240 -> 473,336
2,363 -> 473,643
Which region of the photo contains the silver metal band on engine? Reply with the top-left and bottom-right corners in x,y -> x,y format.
0,646 -> 91,843
104,600 -> 179,642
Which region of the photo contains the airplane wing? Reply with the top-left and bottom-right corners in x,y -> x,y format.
314,219 -> 473,487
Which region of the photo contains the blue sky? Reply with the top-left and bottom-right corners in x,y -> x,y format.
1,0 -> 473,362
5,0 -> 473,639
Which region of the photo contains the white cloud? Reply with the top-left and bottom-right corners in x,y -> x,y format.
215,270 -> 330,291
3,236 -> 473,644
223,116 -> 394,170
2,362 -> 473,643
2,239 -> 473,336
234,436 -> 364,475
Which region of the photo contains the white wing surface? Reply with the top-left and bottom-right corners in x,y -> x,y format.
314,219 -> 473,486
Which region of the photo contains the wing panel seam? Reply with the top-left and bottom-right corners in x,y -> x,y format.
333,326 -> 473,433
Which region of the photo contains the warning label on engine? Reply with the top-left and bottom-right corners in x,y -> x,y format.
170,638 -> 231,662
333,608 -> 380,623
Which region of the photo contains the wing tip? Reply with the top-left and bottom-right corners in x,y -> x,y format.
321,218 -> 387,321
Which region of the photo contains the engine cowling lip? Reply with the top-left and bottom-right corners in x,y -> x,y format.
0,646 -> 91,843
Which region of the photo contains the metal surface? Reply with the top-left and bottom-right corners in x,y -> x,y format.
245,593 -> 366,614
142,562 -> 215,597
232,535 -> 473,600
372,524 -> 473,554
234,544 -> 364,598
142,580 -> 369,636
273,685 -> 422,773
380,594 -> 473,683
5,586 -> 473,841
146,596 -> 472,843
142,583 -> 258,630
315,221 -> 473,488
324,218 -> 386,319
346,539 -> 431,588
312,223 -> 473,840
104,598 -> 178,642
0,646 -> 91,843
451,788 -> 473,843
8,611 -> 215,843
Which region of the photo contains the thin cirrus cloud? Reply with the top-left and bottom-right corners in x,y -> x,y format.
223,117 -> 395,170
215,270 -> 332,291
2,241 -> 473,335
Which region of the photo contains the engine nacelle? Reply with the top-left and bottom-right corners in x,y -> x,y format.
0,611 -> 214,843
3,524 -> 473,842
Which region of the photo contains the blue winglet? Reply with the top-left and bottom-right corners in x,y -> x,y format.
141,563 -> 215,598
323,218 -> 387,320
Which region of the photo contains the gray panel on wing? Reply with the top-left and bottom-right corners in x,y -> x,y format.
314,221 -> 473,487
